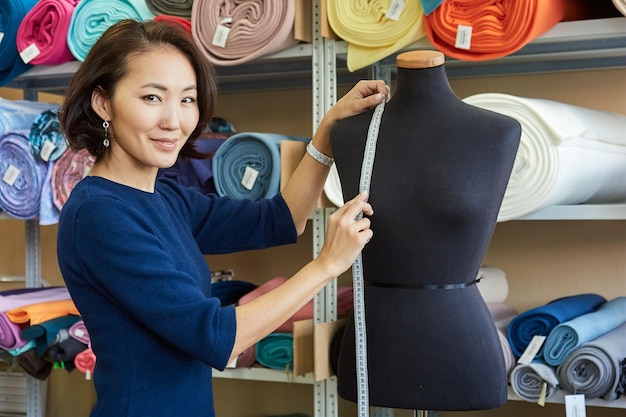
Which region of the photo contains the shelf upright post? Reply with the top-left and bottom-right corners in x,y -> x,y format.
22,88 -> 46,417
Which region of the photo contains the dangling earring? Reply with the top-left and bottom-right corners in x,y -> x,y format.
102,120 -> 110,147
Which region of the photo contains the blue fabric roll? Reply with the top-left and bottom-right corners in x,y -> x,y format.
0,131 -> 48,220
543,296 -> 626,366
0,98 -> 58,138
212,132 -> 308,200
507,293 -> 607,358
255,333 -> 293,371
29,109 -> 67,162
21,315 -> 81,357
66,0 -> 155,61
0,0 -> 39,85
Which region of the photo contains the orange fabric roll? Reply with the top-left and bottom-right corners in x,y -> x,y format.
7,299 -> 79,325
423,0 -> 566,61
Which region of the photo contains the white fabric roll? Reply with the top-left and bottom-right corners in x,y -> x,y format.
477,266 -> 509,303
463,93 -> 626,221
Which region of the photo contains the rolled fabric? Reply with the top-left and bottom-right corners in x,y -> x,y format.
232,345 -> 256,368
0,287 -> 71,312
68,320 -> 90,345
191,0 -> 299,66
0,0 -> 39,85
463,93 -> 626,221
238,276 -> 354,333
487,303 -> 518,376
29,109 -> 67,162
153,15 -> 192,35
74,347 -> 96,375
21,314 -> 82,357
255,333 -> 293,370
66,0 -> 156,61
0,131 -> 48,220
421,0 -> 444,15
18,347 -> 53,380
613,0 -> 626,16
543,296 -> 626,366
146,0 -> 193,18
39,159 -> 60,226
0,97 -> 58,138
423,0 -> 565,61
326,0 -> 427,72
157,132 -> 230,196
47,337 -> 87,370
212,132 -> 308,200
6,299 -> 80,326
476,266 -> 509,303
15,0 -> 80,66
507,293 -> 606,358
51,148 -> 96,211
557,322 -> 626,401
0,312 -> 28,350
510,362 -> 560,402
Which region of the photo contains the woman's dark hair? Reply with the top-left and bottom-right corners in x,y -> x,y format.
59,19 -> 217,160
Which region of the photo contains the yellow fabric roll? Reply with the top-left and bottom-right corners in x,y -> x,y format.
326,0 -> 427,72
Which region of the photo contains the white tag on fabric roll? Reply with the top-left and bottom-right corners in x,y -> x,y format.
455,25 -> 473,50
20,43 -> 41,64
386,0 -> 405,21
565,394 -> 586,417
212,25 -> 230,48
241,166 -> 259,190
2,165 -> 20,186
518,335 -> 546,364
40,140 -> 57,162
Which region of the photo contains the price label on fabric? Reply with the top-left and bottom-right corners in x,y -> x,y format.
455,25 -> 473,50
40,140 -> 57,162
517,335 -> 546,364
386,0 -> 405,21
212,25 -> 230,48
538,382 -> 547,406
20,43 -> 41,64
2,164 -> 21,187
565,394 -> 586,417
241,166 -> 259,190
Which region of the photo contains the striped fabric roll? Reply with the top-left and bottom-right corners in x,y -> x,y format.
66,0 -> 155,61
0,131 -> 48,220
16,0 -> 80,66
0,0 -> 39,85
191,0 -> 298,66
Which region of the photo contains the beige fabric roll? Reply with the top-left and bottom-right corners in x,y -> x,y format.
612,0 -> 626,15
191,0 -> 298,66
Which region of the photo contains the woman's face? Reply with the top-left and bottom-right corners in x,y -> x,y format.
96,47 -> 200,175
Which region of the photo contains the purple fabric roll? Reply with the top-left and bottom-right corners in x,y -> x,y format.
0,131 -> 48,219
0,287 -> 71,312
15,0 -> 80,65
0,312 -> 28,350
68,320 -> 90,345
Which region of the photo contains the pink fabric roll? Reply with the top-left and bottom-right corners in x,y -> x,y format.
75,347 -> 96,374
238,276 -> 354,333
0,312 -> 28,350
191,0 -> 298,66
51,148 -> 95,211
16,0 -> 80,65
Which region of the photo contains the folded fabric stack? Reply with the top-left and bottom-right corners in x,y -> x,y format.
0,287 -> 87,380
507,295 -> 626,403
191,0 -> 299,66
212,132 -> 308,200
326,0 -> 427,72
464,93 -> 626,221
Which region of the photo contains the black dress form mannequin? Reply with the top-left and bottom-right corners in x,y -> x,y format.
331,50 -> 521,411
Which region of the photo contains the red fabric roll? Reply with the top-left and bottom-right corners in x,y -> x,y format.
51,148 -> 95,211
153,15 -> 192,35
16,0 -> 80,65
75,347 -> 96,375
423,0 -> 566,61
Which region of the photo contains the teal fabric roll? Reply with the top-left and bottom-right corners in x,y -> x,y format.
543,296 -> 626,366
212,132 -> 308,200
0,0 -> 39,85
66,0 -> 155,61
29,109 -> 67,162
255,333 -> 293,371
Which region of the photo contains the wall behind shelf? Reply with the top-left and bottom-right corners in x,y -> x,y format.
0,66 -> 624,416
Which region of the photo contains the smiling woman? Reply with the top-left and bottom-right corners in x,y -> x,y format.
55,18 -> 388,417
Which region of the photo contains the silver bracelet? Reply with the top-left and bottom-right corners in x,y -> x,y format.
306,141 -> 334,167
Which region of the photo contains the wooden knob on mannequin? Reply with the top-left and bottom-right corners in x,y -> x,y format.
396,50 -> 445,69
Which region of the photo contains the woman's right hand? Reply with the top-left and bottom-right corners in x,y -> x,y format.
315,192 -> 374,279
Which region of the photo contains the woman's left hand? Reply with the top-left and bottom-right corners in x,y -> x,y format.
324,79 -> 390,125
